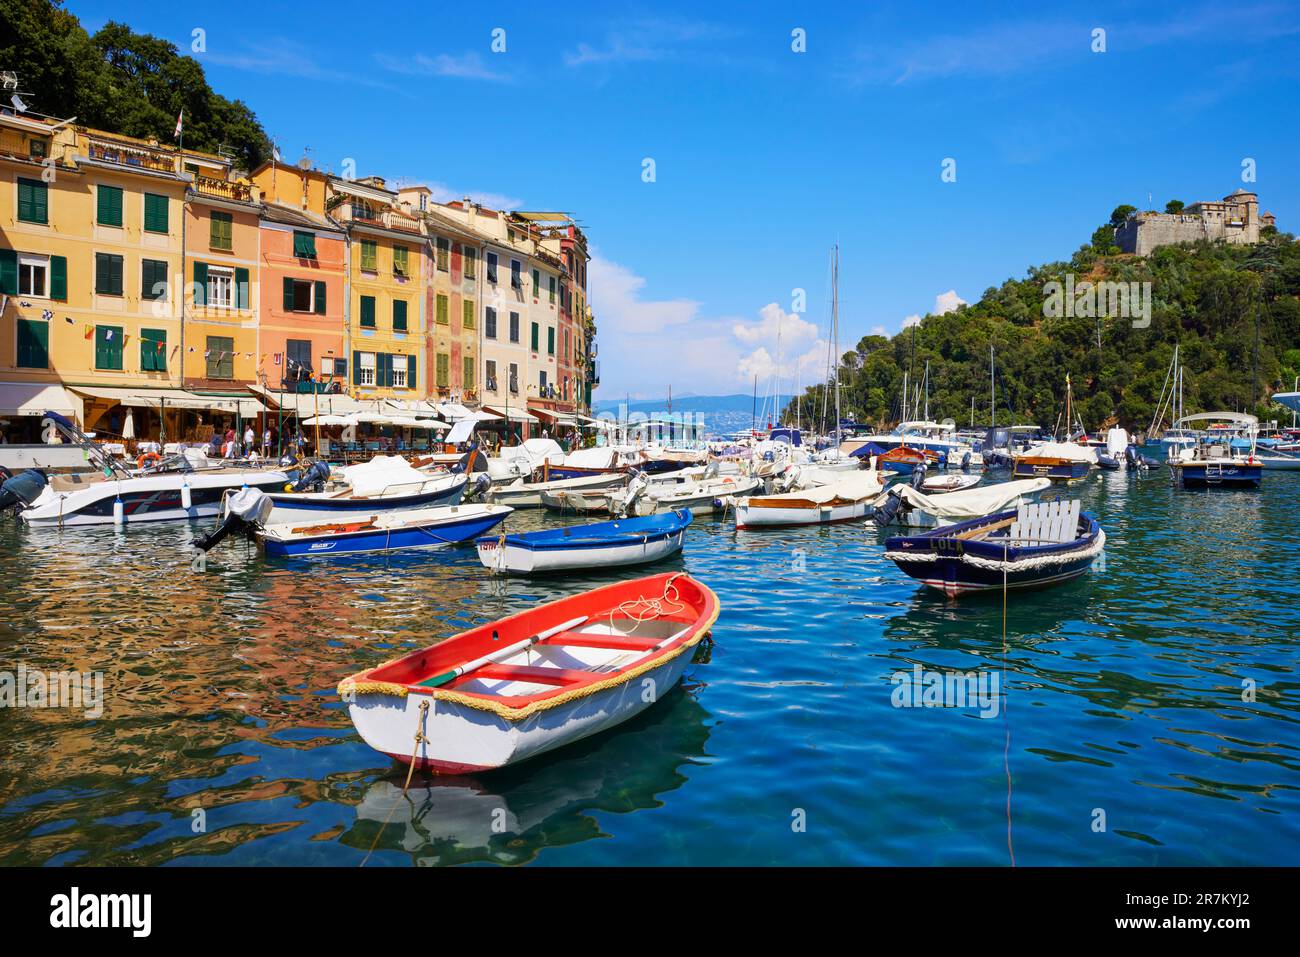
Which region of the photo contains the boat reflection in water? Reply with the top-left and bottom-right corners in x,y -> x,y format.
342,686 -> 712,866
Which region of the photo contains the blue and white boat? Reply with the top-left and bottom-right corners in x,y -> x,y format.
259,503 -> 512,558
476,509 -> 691,575
258,455 -> 469,524
885,499 -> 1104,598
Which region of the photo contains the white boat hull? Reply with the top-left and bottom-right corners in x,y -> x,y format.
488,472 -> 626,509
20,469 -> 288,526
477,527 -> 686,574
735,497 -> 872,528
345,651 -> 695,773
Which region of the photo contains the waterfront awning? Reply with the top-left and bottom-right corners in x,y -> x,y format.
73,387 -> 264,417
482,406 -> 538,424
0,382 -> 83,418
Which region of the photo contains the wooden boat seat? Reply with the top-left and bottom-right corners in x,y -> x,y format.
537,631 -> 661,652
471,664 -> 592,686
1009,500 -> 1079,545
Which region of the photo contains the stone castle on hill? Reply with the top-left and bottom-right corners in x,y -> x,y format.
1116,189 -> 1277,256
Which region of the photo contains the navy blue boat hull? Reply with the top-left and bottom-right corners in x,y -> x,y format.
1012,460 -> 1091,482
265,508 -> 507,558
1170,462 -> 1262,489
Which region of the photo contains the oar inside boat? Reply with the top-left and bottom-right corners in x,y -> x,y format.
421,615 -> 589,688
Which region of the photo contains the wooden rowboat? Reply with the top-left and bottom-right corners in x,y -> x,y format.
337,572 -> 719,773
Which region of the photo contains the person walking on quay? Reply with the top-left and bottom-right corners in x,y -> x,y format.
223,427 -> 237,459
243,424 -> 255,457
262,426 -> 272,458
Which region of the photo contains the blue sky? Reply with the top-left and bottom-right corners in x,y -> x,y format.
73,0 -> 1300,399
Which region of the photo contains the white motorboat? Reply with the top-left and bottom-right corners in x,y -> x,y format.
734,468 -> 884,529
870,477 -> 1052,529
487,470 -> 627,509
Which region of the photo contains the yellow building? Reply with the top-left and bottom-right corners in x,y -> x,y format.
328,176 -> 424,401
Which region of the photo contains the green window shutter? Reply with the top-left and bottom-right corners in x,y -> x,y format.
463,299 -> 475,329
549,276 -> 556,303
0,249 -> 16,294
95,254 -> 123,295
463,248 -> 475,279
548,327 -> 555,355
18,178 -> 49,223
282,277 -> 295,312
235,267 -> 250,309
532,269 -> 539,296
393,246 -> 408,276
97,186 -> 123,227
16,319 -> 49,369
144,193 -> 168,233
353,351 -> 362,385
436,353 -> 449,387
193,262 -> 208,306
140,329 -> 166,372
437,238 -> 449,271
360,241 -> 377,271
436,294 -> 448,324
141,259 -> 167,300
376,352 -> 390,388
407,354 -> 416,391
360,296 -> 375,327
314,280 -> 326,315
96,326 -> 123,370
393,299 -> 408,332
531,323 -> 539,351
210,212 -> 232,250
50,255 -> 67,300
293,230 -> 316,258
463,356 -> 474,391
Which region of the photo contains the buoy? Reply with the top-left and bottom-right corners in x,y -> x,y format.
113,497 -> 124,525
181,480 -> 192,510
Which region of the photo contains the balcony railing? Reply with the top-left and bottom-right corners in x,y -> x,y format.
343,204 -> 423,235
192,175 -> 253,203
85,139 -> 177,174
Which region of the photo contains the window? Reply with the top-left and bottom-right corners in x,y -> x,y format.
530,322 -> 539,352
509,312 -> 520,343
18,253 -> 47,297
293,230 -> 317,259
207,266 -> 233,308
209,211 -> 233,251
485,359 -> 497,392
547,326 -> 555,355
359,295 -> 376,328
393,299 -> 408,332
463,298 -> 474,329
510,259 -> 521,290
95,253 -> 124,296
485,307 -> 497,339
285,339 -> 313,381
95,325 -> 124,370
284,278 -> 326,314
333,356 -> 347,378
436,352 -> 449,388
393,245 -> 409,277
391,356 -> 408,389
97,185 -> 123,227
359,352 -> 376,385
436,293 -> 449,325
142,259 -> 168,300
436,237 -> 449,271
509,362 -> 519,394
17,178 -> 47,224
486,251 -> 498,284
206,336 -> 234,379
28,138 -> 47,159
140,328 -> 167,372
549,275 -> 556,304
463,247 -> 476,279
360,240 -> 378,272
532,269 -> 540,298
539,370 -> 548,394
144,193 -> 169,233
463,356 -> 475,391
16,319 -> 48,369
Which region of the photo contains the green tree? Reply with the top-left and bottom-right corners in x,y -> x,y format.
1165,200 -> 1185,214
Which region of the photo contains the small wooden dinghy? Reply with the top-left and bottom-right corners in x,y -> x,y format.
337,572 -> 719,773
884,499 -> 1104,597
878,445 -> 943,474
487,471 -> 626,509
477,509 -> 691,575
734,470 -> 883,528
260,503 -> 511,558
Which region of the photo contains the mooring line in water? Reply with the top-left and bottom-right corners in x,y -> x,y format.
361,698 -> 430,867
1002,540 -> 1015,867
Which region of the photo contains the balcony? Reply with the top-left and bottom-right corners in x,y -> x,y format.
192,175 -> 253,203
85,138 -> 177,174
342,204 -> 423,235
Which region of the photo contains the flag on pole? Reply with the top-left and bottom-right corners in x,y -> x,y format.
173,109 -> 184,140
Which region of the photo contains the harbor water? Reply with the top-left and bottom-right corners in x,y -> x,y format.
1,469 -> 1297,866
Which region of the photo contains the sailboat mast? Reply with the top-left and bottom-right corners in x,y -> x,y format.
989,346 -> 995,430
832,244 -> 842,447
923,360 -> 930,422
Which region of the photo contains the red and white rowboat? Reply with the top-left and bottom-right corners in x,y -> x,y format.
337,573 -> 719,774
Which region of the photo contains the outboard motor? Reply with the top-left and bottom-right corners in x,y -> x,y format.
872,488 -> 905,527
462,472 -> 492,503
0,468 -> 49,512
909,467 -> 926,490
192,487 -> 273,552
289,459 -> 330,493
961,451 -> 972,471
617,470 -> 650,517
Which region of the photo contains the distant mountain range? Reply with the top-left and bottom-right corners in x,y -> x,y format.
592,393 -> 784,436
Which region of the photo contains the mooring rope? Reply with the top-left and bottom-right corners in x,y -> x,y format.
361,698 -> 430,867
609,572 -> 688,636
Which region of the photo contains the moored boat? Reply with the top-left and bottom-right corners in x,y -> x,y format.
487,470 -> 627,509
477,509 -> 691,575
1012,441 -> 1095,482
337,572 -> 719,773
260,503 -> 511,558
920,473 -> 981,494
884,499 -> 1104,597
870,477 -> 1051,529
734,469 -> 883,529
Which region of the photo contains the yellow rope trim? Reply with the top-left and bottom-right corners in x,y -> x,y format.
339,579 -> 720,721
338,679 -> 410,698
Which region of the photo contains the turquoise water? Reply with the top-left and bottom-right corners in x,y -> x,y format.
1,468 -> 1297,866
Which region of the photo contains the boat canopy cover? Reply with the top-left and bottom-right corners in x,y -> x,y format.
1020,441 -> 1098,464
1174,411 -> 1259,427
1272,392 -> 1300,414
762,469 -> 884,504
892,478 -> 1052,520
337,455 -> 435,495
1105,427 -> 1130,456
564,447 -> 618,470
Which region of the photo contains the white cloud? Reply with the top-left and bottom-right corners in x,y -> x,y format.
732,302 -> 819,347
869,325 -> 888,337
934,289 -> 967,314
376,52 -> 509,82
419,182 -> 523,212
902,314 -> 922,329
590,255 -> 701,333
